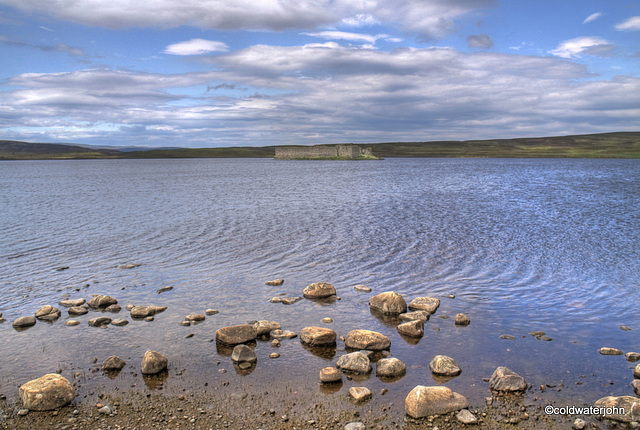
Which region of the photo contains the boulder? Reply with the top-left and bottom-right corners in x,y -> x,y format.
399,311 -> 431,322
626,352 -> 640,362
102,356 -> 126,371
68,306 -> 88,316
397,320 -> 424,338
231,345 -> 257,363
454,313 -> 471,326
594,396 -> 640,422
12,316 -> 36,328
185,314 -> 205,322
111,319 -> 129,326
19,374 -> 75,411
489,366 -> 527,392
635,363 -> 640,379
429,355 -> 461,376
88,317 -> 112,327
34,306 -> 61,321
336,352 -> 371,374
405,386 -> 468,418
87,295 -> 118,309
141,350 -> 168,374
319,367 -> 342,383
254,320 -> 281,336
58,298 -> 86,307
300,326 -> 337,346
376,357 -> 406,378
130,305 -> 167,318
369,292 -> 407,315
344,329 -> 391,350
104,304 -> 121,313
631,379 -> 640,396
265,279 -> 284,286
303,282 -> 336,299
216,324 -> 257,345
408,297 -> 440,314
349,387 -> 372,402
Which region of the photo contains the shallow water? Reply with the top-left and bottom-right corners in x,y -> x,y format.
1,158 -> 639,409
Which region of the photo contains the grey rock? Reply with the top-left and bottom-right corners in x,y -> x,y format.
231,344 -> 257,363
376,357 -> 406,378
398,311 -> 431,322
489,366 -> 527,392
344,422 -> 366,430
141,350 -> 168,374
130,305 -> 167,318
369,292 -> 407,315
408,297 -> 440,314
572,418 -> 587,430
336,352 -> 371,374
270,329 -> 297,340
457,409 -> 477,424
302,282 -> 336,299
88,317 -> 112,327
429,355 -> 461,376
405,385 -> 468,418
19,374 -> 75,411
99,405 -> 112,414
354,285 -> 372,293
117,263 -> 140,269
102,356 -> 126,371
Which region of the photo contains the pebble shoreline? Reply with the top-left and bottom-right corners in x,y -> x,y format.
1,277 -> 639,429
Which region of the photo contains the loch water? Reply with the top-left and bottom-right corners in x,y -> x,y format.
1,158 -> 639,409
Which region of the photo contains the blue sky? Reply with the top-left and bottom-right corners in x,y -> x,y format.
0,0 -> 639,148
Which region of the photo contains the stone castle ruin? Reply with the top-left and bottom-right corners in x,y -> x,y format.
275,144 -> 374,160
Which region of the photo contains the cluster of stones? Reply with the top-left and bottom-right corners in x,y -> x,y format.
594,343 -> 640,422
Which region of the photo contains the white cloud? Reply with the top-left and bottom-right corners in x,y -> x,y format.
165,39 -> 228,55
0,0 -> 496,38
615,16 -> 640,31
3,46 -> 639,147
303,31 -> 388,44
582,12 -> 602,24
549,37 -> 615,58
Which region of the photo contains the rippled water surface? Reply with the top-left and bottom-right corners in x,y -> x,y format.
1,158 -> 639,408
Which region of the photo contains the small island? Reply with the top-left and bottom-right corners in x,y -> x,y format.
274,144 -> 380,160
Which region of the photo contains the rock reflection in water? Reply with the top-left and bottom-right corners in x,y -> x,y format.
142,371 -> 169,390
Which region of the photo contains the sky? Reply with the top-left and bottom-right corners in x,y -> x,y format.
0,0 -> 639,148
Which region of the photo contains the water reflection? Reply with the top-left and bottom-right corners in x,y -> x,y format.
319,381 -> 343,394
233,362 -> 256,376
301,343 -> 336,360
143,371 -> 169,390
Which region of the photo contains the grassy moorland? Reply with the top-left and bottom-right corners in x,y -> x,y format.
1,132 -> 639,160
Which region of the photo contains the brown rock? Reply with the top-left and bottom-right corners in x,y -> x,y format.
631,379 -> 640,396
635,363 -> 640,379
429,355 -> 461,376
216,324 -> 257,345
58,298 -> 86,307
336,352 -> 372,374
12,316 -> 36,328
397,320 -> 424,338
87,295 -> 118,308
454,313 -> 470,326
354,285 -> 372,293
130,305 -> 167,318
266,279 -> 284,286
398,310 -> 431,322
405,386 -> 468,418
345,329 -> 391,351
489,366 -> 527,392
270,329 -> 297,339
408,297 -> 440,314
88,317 -> 112,327
141,350 -> 168,374
68,306 -> 88,316
185,314 -> 205,322
231,344 -> 257,363
102,356 -> 126,371
349,387 -> 372,402
35,305 -> 61,321
254,320 -> 281,336
369,292 -> 407,315
302,282 -> 336,299
599,347 -> 623,355
594,396 -> 640,422
300,326 -> 337,346
625,352 -> 640,362
319,367 -> 342,383
19,374 -> 75,411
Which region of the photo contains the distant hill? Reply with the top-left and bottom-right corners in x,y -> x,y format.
2,131 -> 639,160
0,140 -> 122,159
